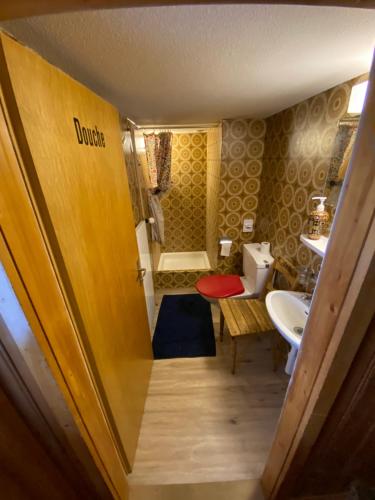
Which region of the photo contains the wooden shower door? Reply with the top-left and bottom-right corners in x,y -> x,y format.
0,32 -> 153,469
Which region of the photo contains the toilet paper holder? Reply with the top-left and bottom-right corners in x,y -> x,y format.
219,236 -> 233,257
219,236 -> 232,245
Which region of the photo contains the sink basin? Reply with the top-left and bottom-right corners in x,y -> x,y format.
265,290 -> 310,375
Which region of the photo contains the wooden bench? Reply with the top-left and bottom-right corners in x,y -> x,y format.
219,298 -> 275,374
218,256 -> 300,374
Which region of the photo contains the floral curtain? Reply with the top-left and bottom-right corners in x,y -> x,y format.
144,132 -> 173,243
155,132 -> 173,192
144,132 -> 172,193
144,133 -> 158,190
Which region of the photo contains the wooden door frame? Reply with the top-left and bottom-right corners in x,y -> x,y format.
262,57 -> 375,498
0,1 -> 374,22
0,380 -> 82,499
0,243 -> 112,499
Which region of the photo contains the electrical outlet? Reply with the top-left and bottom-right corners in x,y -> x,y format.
243,218 -> 253,233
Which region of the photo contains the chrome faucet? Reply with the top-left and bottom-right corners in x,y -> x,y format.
298,266 -> 319,295
300,291 -> 314,307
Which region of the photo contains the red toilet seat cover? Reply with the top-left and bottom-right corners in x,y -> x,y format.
196,275 -> 245,299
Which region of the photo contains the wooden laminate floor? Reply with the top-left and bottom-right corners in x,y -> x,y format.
128,289 -> 289,486
129,479 -> 264,500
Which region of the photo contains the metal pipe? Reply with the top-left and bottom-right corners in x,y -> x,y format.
141,123 -> 219,131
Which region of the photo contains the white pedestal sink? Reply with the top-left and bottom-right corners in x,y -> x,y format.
265,290 -> 310,375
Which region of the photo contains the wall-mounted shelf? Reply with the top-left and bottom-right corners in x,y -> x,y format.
300,234 -> 328,258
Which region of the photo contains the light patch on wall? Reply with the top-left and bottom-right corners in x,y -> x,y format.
0,263 -> 31,345
135,135 -> 146,152
347,80 -> 368,114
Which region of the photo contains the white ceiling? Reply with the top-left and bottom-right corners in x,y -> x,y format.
1,5 -> 375,125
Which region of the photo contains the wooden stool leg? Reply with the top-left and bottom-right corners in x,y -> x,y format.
219,309 -> 224,342
232,337 -> 237,375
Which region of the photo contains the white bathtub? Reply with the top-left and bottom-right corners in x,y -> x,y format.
158,251 -> 211,271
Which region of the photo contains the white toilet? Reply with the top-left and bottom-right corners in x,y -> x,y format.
196,243 -> 274,303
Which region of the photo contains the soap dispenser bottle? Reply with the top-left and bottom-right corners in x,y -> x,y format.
307,196 -> 329,240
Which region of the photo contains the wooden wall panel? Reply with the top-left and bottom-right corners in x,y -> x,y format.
294,316 -> 375,497
0,382 -> 79,499
0,254 -> 111,499
0,32 -> 153,468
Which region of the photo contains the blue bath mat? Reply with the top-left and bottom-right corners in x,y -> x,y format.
153,294 -> 216,359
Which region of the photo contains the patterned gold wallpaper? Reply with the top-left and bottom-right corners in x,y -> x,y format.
161,133 -> 207,252
216,118 -> 266,274
129,77 -> 360,292
206,126 -> 222,269
154,270 -> 212,289
255,76 -> 363,272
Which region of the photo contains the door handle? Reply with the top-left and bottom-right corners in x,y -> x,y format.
137,267 -> 147,283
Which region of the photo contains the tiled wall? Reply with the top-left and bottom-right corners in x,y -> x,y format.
161,133 -> 207,253
216,119 -> 267,274
255,76 -> 363,272
206,126 -> 222,269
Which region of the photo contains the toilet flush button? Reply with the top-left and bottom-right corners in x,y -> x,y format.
243,218 -> 254,233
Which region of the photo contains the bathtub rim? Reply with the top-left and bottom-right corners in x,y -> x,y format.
157,251 -> 211,272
